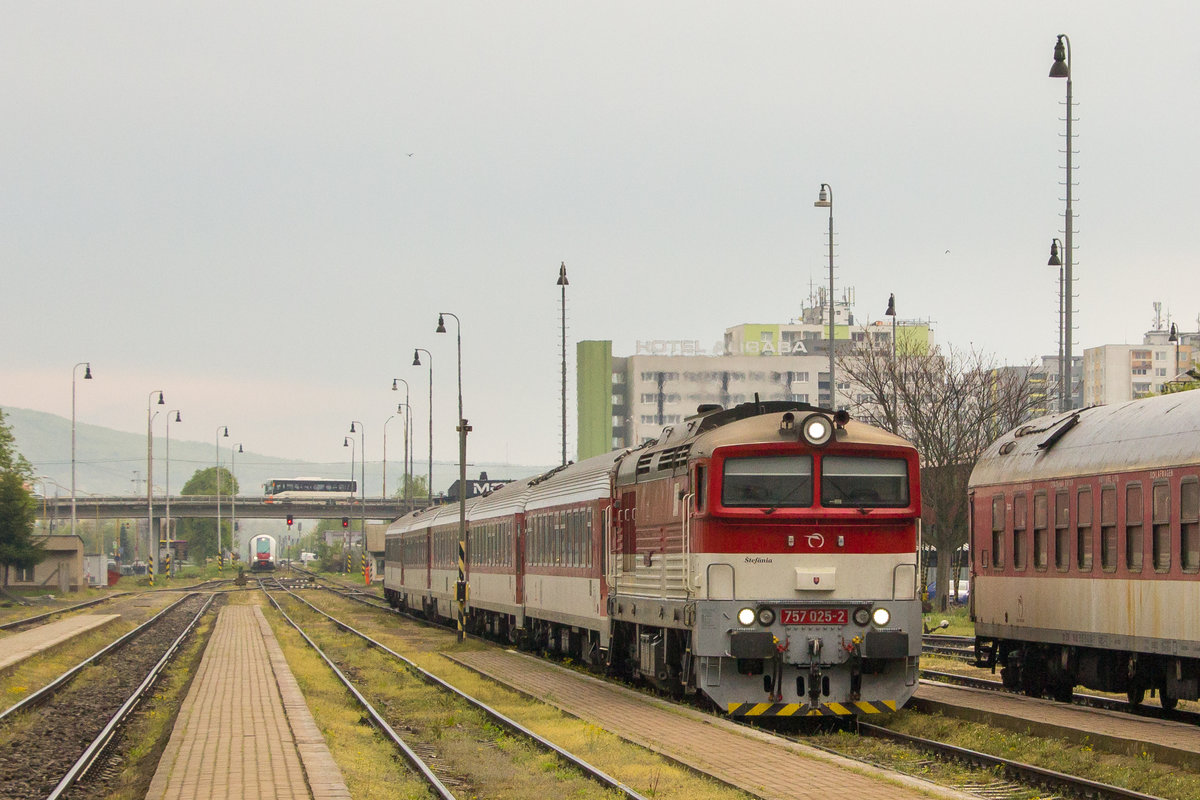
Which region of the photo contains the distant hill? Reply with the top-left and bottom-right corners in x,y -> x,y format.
3,406 -> 548,499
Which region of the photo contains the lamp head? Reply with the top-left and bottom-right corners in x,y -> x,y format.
1049,35 -> 1070,78
156,391 -> 165,405
436,314 -> 447,334
392,379 -> 398,391
222,426 -> 229,438
557,262 -> 569,286
412,350 -> 421,366
344,437 -> 350,447
1048,240 -> 1062,266
83,364 -> 92,380
885,293 -> 896,317
236,444 -> 243,453
174,411 -> 182,422
350,422 -> 357,433
1169,323 -> 1179,343
813,185 -> 831,208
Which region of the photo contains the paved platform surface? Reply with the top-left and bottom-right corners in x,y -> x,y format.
145,605 -> 350,800
0,614 -> 120,671
447,648 -> 974,800
914,679 -> 1200,766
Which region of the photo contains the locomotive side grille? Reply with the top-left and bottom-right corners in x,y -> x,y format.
636,453 -> 654,476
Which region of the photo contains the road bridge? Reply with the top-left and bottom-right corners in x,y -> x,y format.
41,495 -> 428,523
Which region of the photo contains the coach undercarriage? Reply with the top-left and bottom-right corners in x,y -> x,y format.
980,638 -> 1200,709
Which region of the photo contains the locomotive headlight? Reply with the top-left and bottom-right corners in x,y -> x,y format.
853,607 -> 871,626
872,607 -> 891,627
737,607 -> 756,626
756,606 -> 776,626
800,413 -> 834,447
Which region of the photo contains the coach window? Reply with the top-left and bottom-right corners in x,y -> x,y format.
1182,478 -> 1199,573
694,466 -> 707,510
1077,486 -> 1093,571
990,495 -> 1005,570
1013,493 -> 1028,571
1101,485 -> 1117,571
1126,483 -> 1144,572
1033,493 -> 1049,570
1054,489 -> 1070,571
1152,482 -> 1171,573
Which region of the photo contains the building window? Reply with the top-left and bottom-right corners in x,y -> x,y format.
611,372 -> 625,384
16,566 -> 33,582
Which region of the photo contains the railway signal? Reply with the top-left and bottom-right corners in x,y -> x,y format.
286,514 -> 293,527
341,517 -> 349,528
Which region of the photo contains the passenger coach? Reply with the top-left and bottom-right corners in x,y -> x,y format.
971,390 -> 1200,708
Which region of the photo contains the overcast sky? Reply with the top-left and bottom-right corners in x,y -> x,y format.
4,3 -> 1199,473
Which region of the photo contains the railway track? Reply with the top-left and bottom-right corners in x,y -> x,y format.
260,577 -> 649,800
921,633 -> 976,662
0,592 -> 215,800
0,593 -> 131,632
294,571 -> 1183,800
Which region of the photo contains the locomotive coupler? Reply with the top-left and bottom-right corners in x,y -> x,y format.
846,637 -> 863,700
808,637 -> 823,708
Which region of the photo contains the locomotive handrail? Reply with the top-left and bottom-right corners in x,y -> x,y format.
681,492 -> 694,597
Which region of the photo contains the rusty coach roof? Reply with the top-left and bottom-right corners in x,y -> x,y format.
970,390 -> 1200,488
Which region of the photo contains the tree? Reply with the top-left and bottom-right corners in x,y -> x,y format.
0,409 -> 33,480
839,338 -> 1039,610
177,467 -> 239,562
395,473 -> 429,501
0,411 -> 43,587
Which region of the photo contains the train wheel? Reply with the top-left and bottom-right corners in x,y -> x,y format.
1158,677 -> 1179,711
1049,679 -> 1074,703
1127,681 -> 1145,708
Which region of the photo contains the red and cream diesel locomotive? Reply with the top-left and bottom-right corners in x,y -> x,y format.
970,390 -> 1200,708
385,400 -> 924,716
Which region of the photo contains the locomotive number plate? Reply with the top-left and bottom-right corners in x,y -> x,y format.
780,608 -> 848,625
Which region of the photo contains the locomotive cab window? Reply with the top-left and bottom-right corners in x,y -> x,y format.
721,456 -> 812,507
820,456 -> 909,507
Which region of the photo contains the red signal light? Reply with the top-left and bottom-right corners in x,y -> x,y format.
286,515 -> 294,527
342,517 -> 349,528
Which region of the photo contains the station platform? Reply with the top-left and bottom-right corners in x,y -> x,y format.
0,614 -> 120,671
914,679 -> 1200,767
145,605 -> 350,800
447,648 -> 975,800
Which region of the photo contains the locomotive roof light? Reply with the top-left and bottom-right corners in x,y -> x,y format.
756,606 -> 776,626
833,409 -> 851,428
872,607 -> 891,627
779,412 -> 795,433
800,413 -> 834,446
853,607 -> 871,626
737,607 -> 756,626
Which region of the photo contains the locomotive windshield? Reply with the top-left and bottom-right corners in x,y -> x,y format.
819,456 -> 909,507
722,456 -> 812,507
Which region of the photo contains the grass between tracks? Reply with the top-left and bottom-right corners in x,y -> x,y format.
263,591 -> 752,800
822,708 -> 1200,800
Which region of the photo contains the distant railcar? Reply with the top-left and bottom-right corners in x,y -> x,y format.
250,534 -> 277,572
971,390 -> 1200,708
385,401 -> 924,717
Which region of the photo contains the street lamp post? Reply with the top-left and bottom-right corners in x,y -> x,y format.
557,263 -> 569,466
165,409 -> 181,575
147,390 -> 164,578
215,425 -> 228,567
1169,323 -> 1180,383
231,443 -> 243,560
71,362 -> 92,540
349,421 -> 365,553
343,436 -> 355,481
436,311 -> 468,642
885,293 -> 897,413
1050,34 -> 1075,410
814,183 -> 837,409
392,377 -> 413,509
1048,238 -> 1066,411
413,348 -> 433,502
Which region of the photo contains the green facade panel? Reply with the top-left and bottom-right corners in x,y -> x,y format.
576,340 -> 613,461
